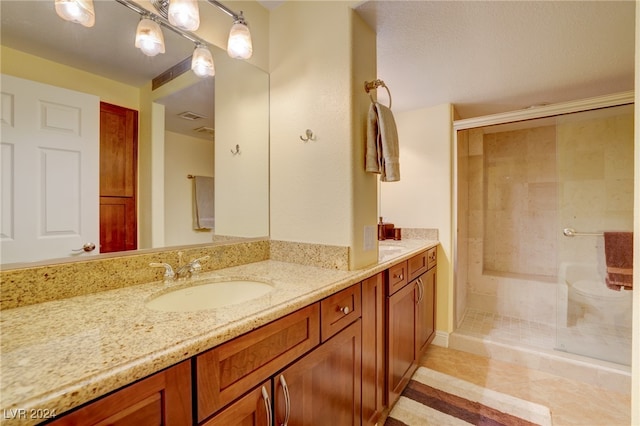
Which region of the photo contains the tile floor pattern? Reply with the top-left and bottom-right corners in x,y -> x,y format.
419,345 -> 631,426
457,309 -> 632,364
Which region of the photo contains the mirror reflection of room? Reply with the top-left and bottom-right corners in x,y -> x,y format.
0,0 -> 269,265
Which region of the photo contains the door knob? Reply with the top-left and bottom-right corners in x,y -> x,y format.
72,243 -> 96,252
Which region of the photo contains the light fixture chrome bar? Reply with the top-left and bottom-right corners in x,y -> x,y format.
114,0 -> 208,45
206,0 -> 242,21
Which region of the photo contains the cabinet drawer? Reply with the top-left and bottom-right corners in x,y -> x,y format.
407,250 -> 428,282
196,304 -> 320,422
321,283 -> 361,342
427,246 -> 437,270
387,261 -> 408,296
50,361 -> 192,426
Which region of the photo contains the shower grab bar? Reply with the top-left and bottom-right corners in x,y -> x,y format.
562,227 -> 603,237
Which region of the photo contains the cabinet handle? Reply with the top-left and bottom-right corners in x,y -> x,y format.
279,375 -> 291,426
394,273 -> 403,280
261,386 -> 273,426
340,306 -> 350,315
416,278 -> 424,304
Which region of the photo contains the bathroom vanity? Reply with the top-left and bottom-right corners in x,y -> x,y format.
0,239 -> 438,426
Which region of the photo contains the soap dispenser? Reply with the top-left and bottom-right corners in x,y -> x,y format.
378,217 -> 386,241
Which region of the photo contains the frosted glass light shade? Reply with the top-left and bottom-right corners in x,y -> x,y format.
135,18 -> 165,57
227,21 -> 253,59
54,0 -> 95,27
168,0 -> 200,31
191,45 -> 215,78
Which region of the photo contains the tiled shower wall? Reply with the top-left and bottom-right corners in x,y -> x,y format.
458,105 -> 634,326
463,125 -> 558,325
483,125 -> 558,277
556,107 -> 635,267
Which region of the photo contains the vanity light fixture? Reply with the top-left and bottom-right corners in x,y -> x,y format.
168,0 -> 200,31
135,16 -> 166,57
54,0 -> 95,27
154,0 -> 253,59
191,43 -> 215,78
227,13 -> 253,59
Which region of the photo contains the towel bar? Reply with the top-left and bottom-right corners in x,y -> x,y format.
364,79 -> 392,109
562,227 -> 603,237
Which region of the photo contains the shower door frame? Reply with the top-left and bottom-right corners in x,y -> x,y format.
450,90 -> 634,331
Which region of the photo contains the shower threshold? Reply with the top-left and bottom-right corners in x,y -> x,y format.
449,309 -> 631,394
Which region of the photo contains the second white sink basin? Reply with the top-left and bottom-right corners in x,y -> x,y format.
146,280 -> 274,312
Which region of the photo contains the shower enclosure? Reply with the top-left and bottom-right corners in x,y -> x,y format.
455,99 -> 634,366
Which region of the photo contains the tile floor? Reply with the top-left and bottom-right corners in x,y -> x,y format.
457,308 -> 632,365
420,345 -> 631,426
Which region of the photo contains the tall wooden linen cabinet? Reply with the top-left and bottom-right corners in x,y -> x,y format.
99,102 -> 138,253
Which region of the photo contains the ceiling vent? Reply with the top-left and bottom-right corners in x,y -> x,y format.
194,126 -> 215,136
178,111 -> 207,121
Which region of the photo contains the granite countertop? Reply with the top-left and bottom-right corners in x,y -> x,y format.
0,239 -> 437,425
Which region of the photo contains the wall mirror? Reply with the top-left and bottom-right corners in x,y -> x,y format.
0,0 -> 270,267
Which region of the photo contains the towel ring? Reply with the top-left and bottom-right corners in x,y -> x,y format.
364,79 -> 392,109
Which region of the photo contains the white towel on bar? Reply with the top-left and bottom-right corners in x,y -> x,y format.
366,101 -> 400,182
193,175 -> 214,230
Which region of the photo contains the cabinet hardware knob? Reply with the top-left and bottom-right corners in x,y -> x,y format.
340,306 -> 350,315
394,273 -> 403,280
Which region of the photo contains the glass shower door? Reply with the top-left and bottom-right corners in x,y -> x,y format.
555,104 -> 634,365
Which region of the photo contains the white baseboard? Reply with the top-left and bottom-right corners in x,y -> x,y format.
432,330 -> 449,348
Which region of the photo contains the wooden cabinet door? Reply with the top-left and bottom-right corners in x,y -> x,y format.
415,267 -> 436,359
197,304 -> 320,422
100,197 -> 136,253
386,280 -> 418,407
274,320 -> 361,426
49,361 -> 191,426
99,102 -> 137,253
361,273 -> 385,426
201,381 -> 272,426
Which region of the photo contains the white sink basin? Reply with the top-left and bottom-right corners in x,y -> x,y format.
146,280 -> 274,312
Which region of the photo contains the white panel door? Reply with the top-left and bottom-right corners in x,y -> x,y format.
0,74 -> 99,264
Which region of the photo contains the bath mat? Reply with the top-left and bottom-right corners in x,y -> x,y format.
385,367 -> 553,426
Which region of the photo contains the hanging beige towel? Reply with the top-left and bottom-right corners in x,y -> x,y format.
193,176 -> 214,230
366,101 -> 400,182
603,231 -> 633,290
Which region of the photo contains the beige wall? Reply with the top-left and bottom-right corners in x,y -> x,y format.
164,131 -> 215,246
214,52 -> 270,238
381,103 -> 455,333
269,1 -> 377,269
0,46 -> 139,110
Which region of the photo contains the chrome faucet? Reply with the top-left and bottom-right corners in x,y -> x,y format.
150,255 -> 210,283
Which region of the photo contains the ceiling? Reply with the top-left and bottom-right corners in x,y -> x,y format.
355,0 -> 635,118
